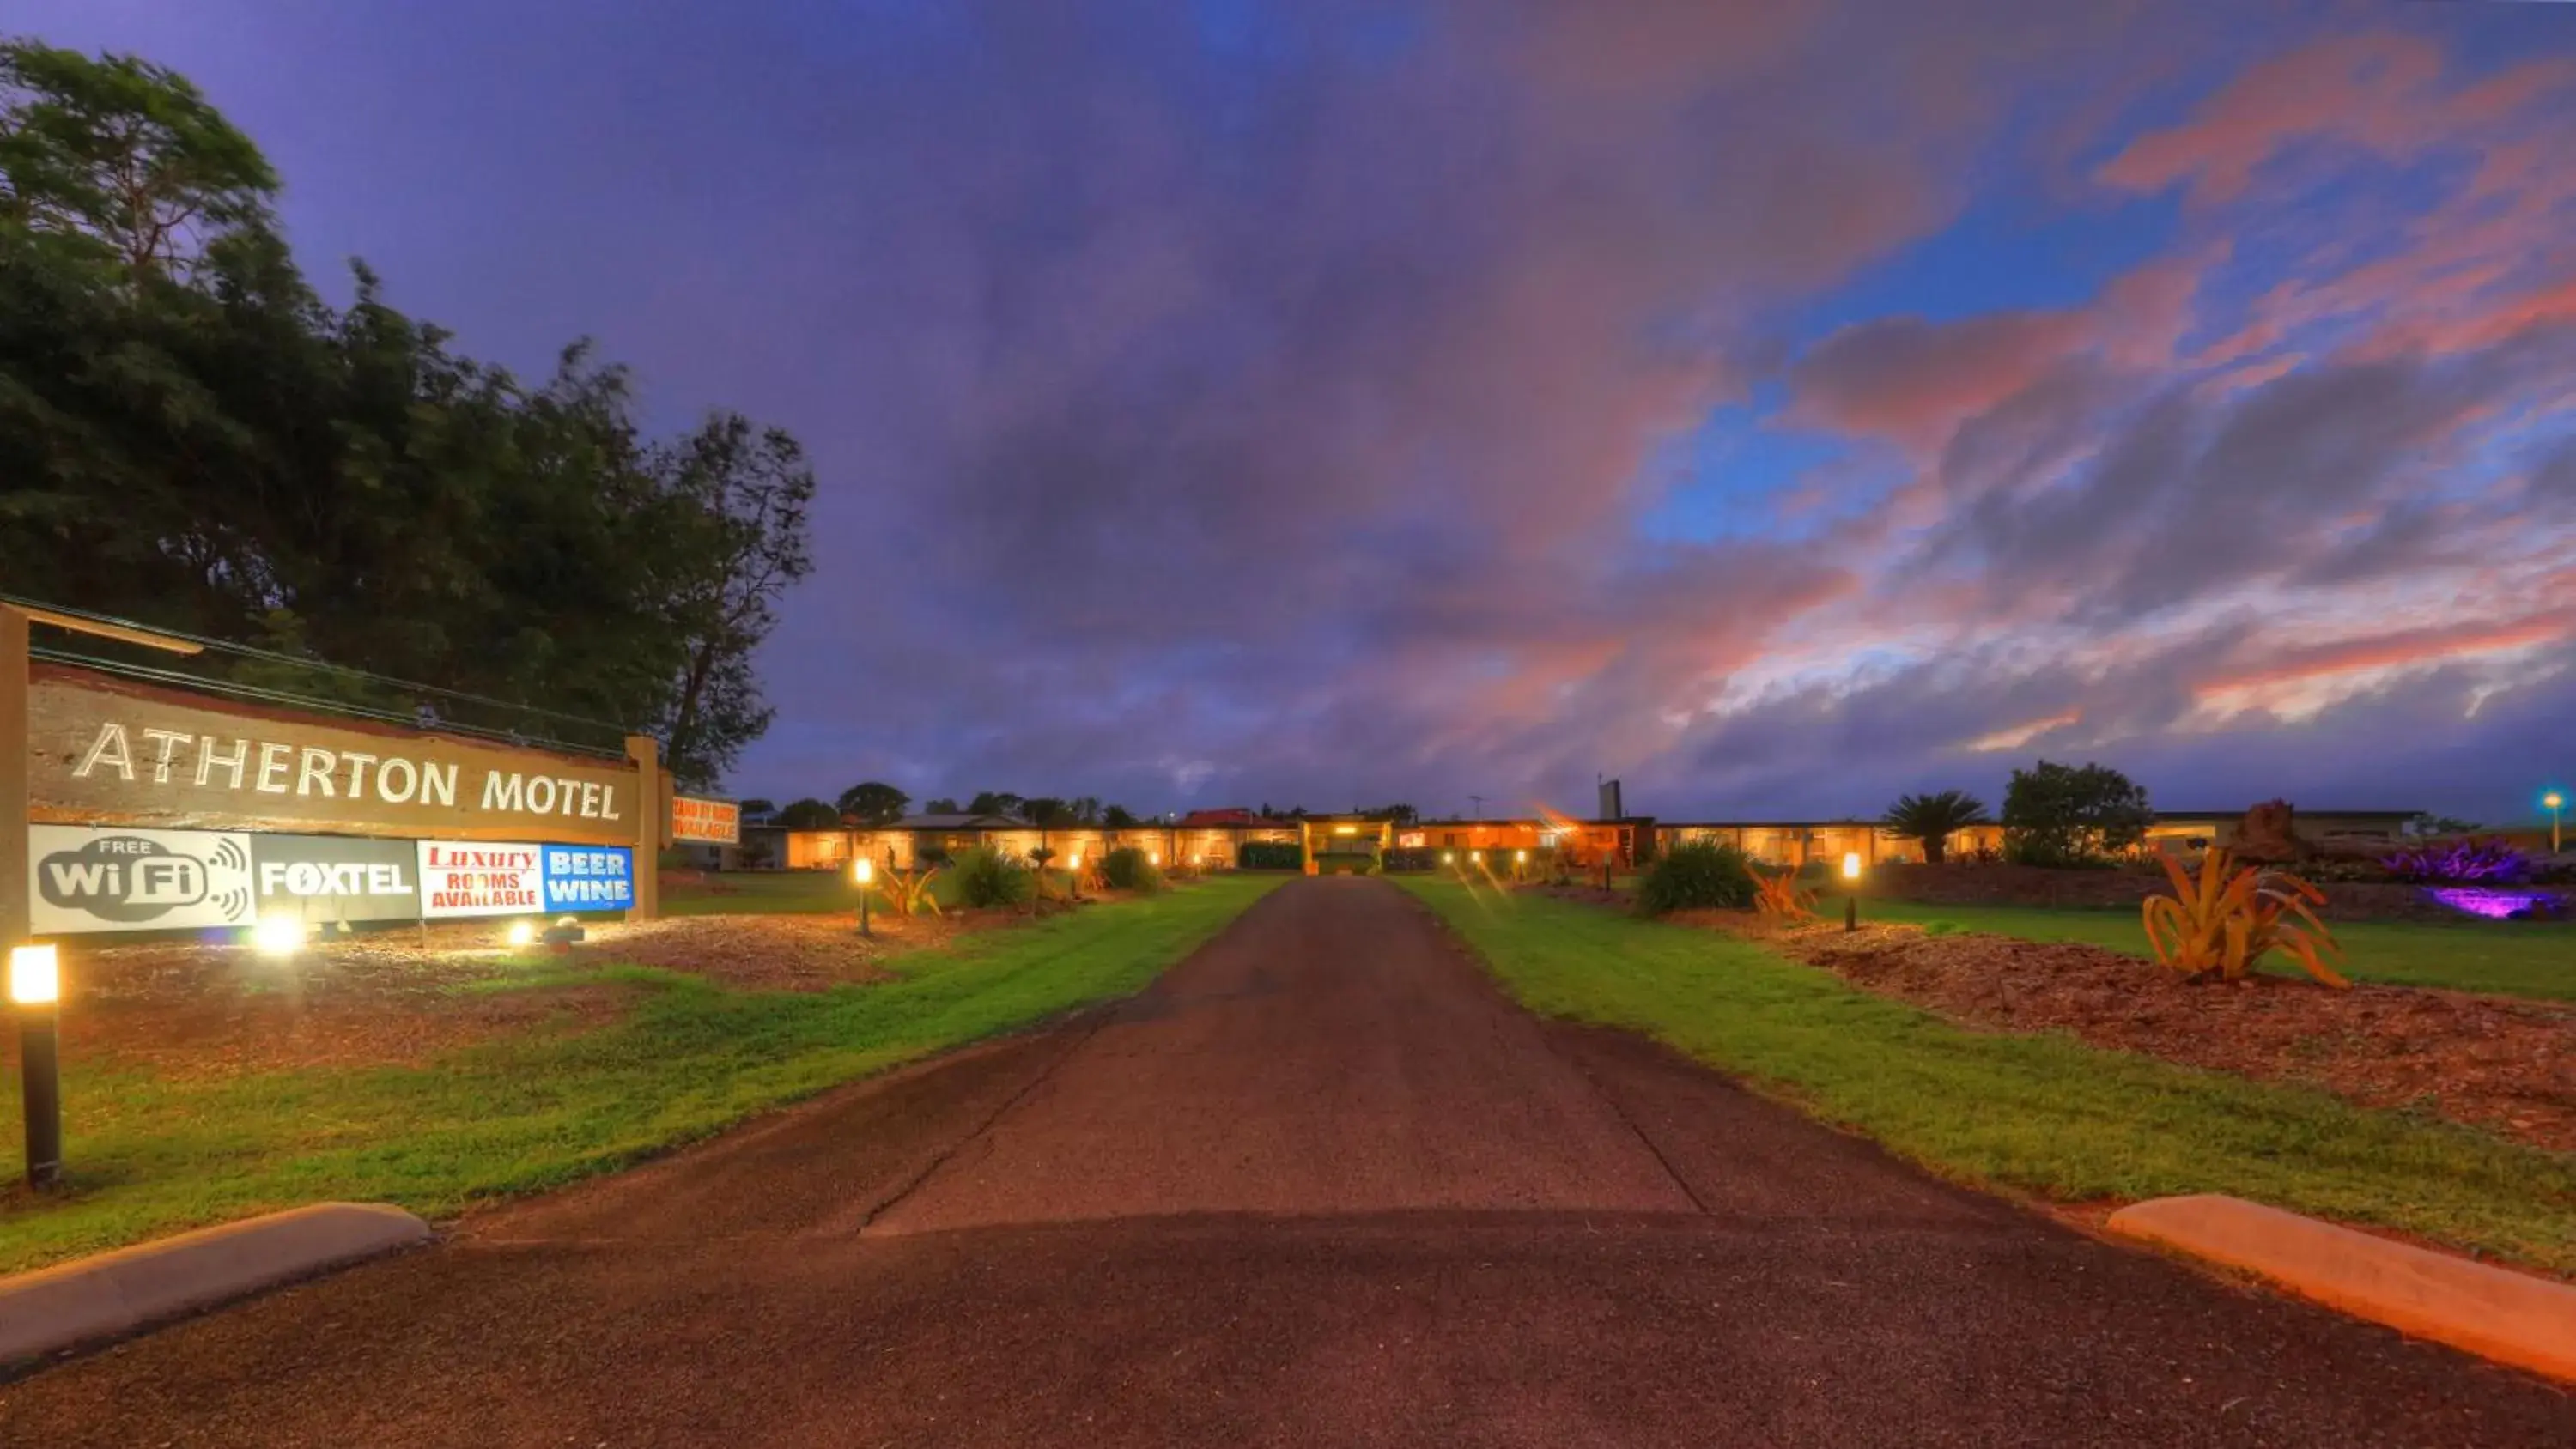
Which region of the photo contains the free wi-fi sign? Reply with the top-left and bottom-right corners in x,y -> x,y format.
32,827 -> 256,932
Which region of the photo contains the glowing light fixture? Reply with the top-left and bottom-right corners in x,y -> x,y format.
2548,791 -> 2566,854
9,945 -> 59,1007
1149,851 -> 1161,866
252,915 -> 306,957
853,857 -> 874,885
1333,825 -> 1358,836
1470,850 -> 1483,862
1842,852 -> 1862,880
506,920 -> 536,948
11,944 -> 64,1188
1514,850 -> 1528,862
1442,851 -> 1455,864
1839,852 -> 1862,933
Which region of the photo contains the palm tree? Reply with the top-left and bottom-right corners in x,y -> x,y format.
1882,790 -> 1991,864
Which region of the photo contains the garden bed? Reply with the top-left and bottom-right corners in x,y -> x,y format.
1861,863 -> 2558,922
1686,912 -> 2576,1155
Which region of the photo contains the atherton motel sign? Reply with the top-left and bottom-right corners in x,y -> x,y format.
0,603 -> 740,949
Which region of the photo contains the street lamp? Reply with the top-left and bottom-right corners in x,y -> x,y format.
11,943 -> 63,1189
1842,852 -> 1862,933
2547,792 -> 2565,855
853,856 -> 873,937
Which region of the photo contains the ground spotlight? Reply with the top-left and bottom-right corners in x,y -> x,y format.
252,915 -> 306,957
507,920 -> 537,948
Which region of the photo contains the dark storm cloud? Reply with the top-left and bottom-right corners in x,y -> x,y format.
16,0 -> 2572,822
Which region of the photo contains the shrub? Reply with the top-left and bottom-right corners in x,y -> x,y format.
1101,846 -> 1165,893
2142,847 -> 2346,988
1238,840 -> 1305,870
1382,846 -> 1440,873
2382,837 -> 2530,883
951,846 -> 1035,908
1633,840 -> 1758,916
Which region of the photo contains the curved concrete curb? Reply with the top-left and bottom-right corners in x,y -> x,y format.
0,1203 -> 429,1367
2108,1194 -> 2576,1383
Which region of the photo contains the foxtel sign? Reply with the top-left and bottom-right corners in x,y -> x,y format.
27,665 -> 638,846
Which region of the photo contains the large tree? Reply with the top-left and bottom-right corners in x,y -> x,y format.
0,39 -> 811,789
0,38 -> 276,279
835,780 -> 910,827
772,797 -> 841,831
1880,790 -> 1990,864
967,791 -> 1025,819
2002,761 -> 2153,867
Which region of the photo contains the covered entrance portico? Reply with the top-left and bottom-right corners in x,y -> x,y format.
1297,815 -> 1393,875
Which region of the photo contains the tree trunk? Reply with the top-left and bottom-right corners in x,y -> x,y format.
1924,834 -> 1947,865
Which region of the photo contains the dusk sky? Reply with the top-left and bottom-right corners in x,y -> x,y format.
24,2 -> 2576,825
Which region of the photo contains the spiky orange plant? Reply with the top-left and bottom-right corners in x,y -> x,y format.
872,864 -> 943,919
2141,847 -> 2348,987
1752,867 -> 1817,920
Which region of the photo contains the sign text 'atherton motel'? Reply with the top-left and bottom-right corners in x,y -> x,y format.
65,722 -> 626,823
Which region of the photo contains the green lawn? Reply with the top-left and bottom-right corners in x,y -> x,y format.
1403,880 -> 2576,1276
663,868 -> 929,915
0,876 -> 1278,1275
1843,898 -> 2576,1002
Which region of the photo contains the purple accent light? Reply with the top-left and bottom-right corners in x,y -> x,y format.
2426,888 -> 2561,920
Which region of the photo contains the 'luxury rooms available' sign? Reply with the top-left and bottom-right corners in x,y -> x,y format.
27,666 -> 638,846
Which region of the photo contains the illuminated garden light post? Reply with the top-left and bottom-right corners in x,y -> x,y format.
11,944 -> 63,1189
2547,791 -> 2565,855
1068,854 -> 1084,900
1842,852 -> 1862,933
854,855 -> 873,937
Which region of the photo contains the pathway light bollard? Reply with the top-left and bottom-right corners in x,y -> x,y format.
1069,855 -> 1084,900
12,943 -> 63,1190
2547,791 -> 2565,856
854,856 -> 874,937
1842,852 -> 1862,933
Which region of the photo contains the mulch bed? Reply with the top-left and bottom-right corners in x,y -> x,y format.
1862,863 -> 2567,923
1668,908 -> 2576,1155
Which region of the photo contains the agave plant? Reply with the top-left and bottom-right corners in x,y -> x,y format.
1751,867 -> 1818,921
2141,847 -> 2347,988
872,862 -> 943,919
1880,789 -> 1991,864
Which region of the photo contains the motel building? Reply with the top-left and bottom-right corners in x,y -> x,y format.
764,805 -> 2431,876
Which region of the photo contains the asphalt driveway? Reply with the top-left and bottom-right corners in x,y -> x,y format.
3,877 -> 2567,1446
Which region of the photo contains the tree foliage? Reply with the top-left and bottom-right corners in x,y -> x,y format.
773,798 -> 841,831
1101,803 -> 1139,829
2001,760 -> 2154,868
967,791 -> 1026,819
1880,790 -> 1991,864
0,39 -> 810,788
835,781 -> 910,827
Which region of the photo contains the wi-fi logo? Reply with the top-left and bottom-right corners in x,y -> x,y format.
212,886 -> 252,921
213,838 -> 248,873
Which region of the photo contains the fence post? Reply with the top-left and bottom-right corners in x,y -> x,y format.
626,735 -> 661,921
0,606 -> 27,955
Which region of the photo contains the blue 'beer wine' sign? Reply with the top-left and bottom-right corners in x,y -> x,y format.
542,845 -> 635,913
